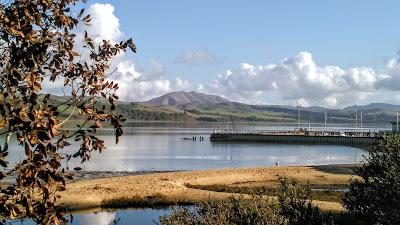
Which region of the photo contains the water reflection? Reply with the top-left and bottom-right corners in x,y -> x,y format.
73,208 -> 172,225
10,208 -> 172,225
78,211 -> 117,225
6,125 -> 368,172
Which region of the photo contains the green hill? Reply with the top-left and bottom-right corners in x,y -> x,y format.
43,93 -> 400,124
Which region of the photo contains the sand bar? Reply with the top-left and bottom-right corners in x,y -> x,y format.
60,164 -> 357,212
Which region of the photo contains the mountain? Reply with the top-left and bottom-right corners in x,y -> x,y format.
146,91 -> 231,108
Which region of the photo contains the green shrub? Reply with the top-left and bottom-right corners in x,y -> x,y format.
159,178 -> 333,225
344,135 -> 400,225
159,195 -> 284,225
277,178 -> 333,225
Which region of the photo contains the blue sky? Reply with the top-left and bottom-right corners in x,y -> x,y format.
77,0 -> 400,107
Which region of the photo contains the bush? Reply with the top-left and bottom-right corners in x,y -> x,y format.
159,195 -> 284,225
159,178 -> 333,225
277,178 -> 333,225
344,135 -> 400,225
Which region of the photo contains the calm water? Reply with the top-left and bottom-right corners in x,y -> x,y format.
6,122 -> 373,224
11,208 -> 173,225
7,124 -> 368,171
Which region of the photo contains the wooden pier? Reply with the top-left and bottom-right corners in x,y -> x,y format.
210,129 -> 380,149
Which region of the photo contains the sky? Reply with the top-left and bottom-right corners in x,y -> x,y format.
54,0 -> 400,108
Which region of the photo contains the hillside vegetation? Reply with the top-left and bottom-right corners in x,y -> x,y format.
47,92 -> 400,124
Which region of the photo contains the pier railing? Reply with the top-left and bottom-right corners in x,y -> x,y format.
212,128 -> 382,138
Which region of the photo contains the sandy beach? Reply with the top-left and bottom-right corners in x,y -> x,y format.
60,164 -> 357,212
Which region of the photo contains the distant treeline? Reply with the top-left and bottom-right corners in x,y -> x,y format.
115,103 -> 195,121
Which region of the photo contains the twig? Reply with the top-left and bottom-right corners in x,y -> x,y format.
57,107 -> 76,126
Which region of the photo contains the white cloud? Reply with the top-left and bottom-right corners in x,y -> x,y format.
73,3 -> 124,59
78,211 -> 116,225
201,52 -> 392,107
85,3 -> 122,43
111,59 -> 191,101
176,50 -> 223,66
376,57 -> 400,91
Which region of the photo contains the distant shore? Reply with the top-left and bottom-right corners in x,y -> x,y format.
60,164 -> 358,213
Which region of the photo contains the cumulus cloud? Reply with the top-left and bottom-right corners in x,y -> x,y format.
376,56 -> 400,91
200,52 -> 392,107
176,50 -> 223,66
85,3 -> 122,43
73,3 -> 124,58
112,59 -> 190,101
43,3 -> 190,102
78,211 -> 116,225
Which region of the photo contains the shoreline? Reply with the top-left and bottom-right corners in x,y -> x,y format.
60,164 -> 358,213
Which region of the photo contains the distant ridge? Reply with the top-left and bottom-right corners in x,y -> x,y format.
147,92 -> 400,111
344,103 -> 400,111
143,91 -> 400,123
146,91 -> 231,108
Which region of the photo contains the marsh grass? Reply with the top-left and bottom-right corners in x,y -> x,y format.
185,183 -> 346,204
100,194 -> 184,209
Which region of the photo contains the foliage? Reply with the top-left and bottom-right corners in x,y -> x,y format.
159,195 -> 284,225
277,178 -> 333,225
159,178 -> 333,225
0,0 -> 134,224
344,135 -> 400,225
